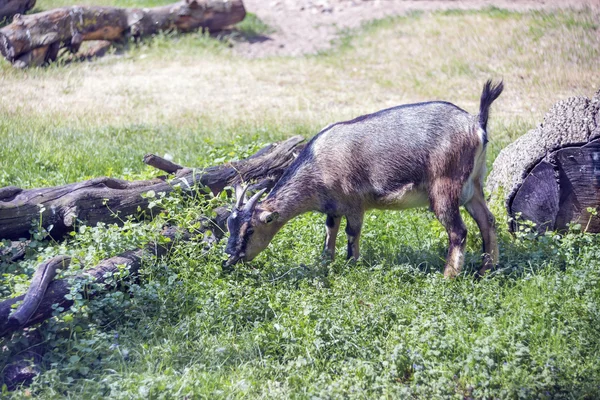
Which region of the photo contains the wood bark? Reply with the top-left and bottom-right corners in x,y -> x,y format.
0,0 -> 35,20
486,89 -> 600,233
7,255 -> 71,327
0,0 -> 246,68
0,135 -> 305,241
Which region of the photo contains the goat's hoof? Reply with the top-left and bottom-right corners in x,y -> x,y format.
320,252 -> 335,264
476,263 -> 497,278
443,265 -> 460,279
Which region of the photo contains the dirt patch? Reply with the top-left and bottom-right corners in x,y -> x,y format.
237,0 -> 598,57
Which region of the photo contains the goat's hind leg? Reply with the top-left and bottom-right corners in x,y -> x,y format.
465,188 -> 499,277
323,215 -> 341,260
430,180 -> 467,278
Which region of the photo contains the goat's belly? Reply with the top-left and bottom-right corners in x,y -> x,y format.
371,185 -> 429,210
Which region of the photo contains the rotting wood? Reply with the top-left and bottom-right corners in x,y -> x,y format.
0,0 -> 246,68
0,135 -> 305,241
0,240 -> 28,262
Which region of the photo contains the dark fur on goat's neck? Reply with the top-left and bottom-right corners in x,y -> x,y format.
261,146 -> 320,222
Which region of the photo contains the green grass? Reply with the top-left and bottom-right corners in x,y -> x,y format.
1,6 -> 600,399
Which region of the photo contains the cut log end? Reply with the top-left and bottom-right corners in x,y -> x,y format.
507,140 -> 600,233
488,89 -> 600,233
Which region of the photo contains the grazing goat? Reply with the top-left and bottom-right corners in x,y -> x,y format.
225,80 -> 503,278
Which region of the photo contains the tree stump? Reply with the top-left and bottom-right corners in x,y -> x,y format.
486,89 -> 600,233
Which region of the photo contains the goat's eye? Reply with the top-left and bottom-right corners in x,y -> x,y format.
247,228 -> 254,235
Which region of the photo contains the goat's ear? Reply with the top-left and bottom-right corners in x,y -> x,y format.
259,211 -> 279,224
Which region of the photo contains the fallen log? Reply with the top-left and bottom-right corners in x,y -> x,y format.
0,207 -> 230,337
7,255 -> 71,328
0,0 -> 35,20
0,135 -> 305,241
486,89 -> 600,233
0,0 -> 246,68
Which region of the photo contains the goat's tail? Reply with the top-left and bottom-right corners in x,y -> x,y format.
478,79 -> 504,136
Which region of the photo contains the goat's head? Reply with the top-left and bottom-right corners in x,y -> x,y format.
224,185 -> 280,268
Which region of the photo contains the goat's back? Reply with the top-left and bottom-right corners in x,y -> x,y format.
309,101 -> 480,196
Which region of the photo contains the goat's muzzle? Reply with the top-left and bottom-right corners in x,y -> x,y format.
223,252 -> 245,270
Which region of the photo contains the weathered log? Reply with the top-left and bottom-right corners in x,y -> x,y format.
7,255 -> 71,327
0,0 -> 246,68
0,135 -> 305,241
486,89 -> 600,233
0,0 -> 35,20
0,207 -> 230,337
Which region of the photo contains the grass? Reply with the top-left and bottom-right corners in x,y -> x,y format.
1,5 -> 600,399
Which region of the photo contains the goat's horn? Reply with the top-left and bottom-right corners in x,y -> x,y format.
235,184 -> 249,209
244,188 -> 267,212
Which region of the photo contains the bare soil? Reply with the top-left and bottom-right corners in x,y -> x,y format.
237,0 -> 599,57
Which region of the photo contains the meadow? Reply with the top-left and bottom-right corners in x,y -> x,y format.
1,3 -> 600,398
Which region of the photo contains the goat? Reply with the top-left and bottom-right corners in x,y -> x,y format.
225,80 -> 503,278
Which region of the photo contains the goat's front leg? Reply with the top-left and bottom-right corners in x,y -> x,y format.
345,212 -> 364,261
465,187 -> 499,277
323,215 -> 341,260
431,180 -> 467,278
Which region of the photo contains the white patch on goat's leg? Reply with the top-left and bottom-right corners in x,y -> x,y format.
444,243 -> 465,279
477,127 -> 486,144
